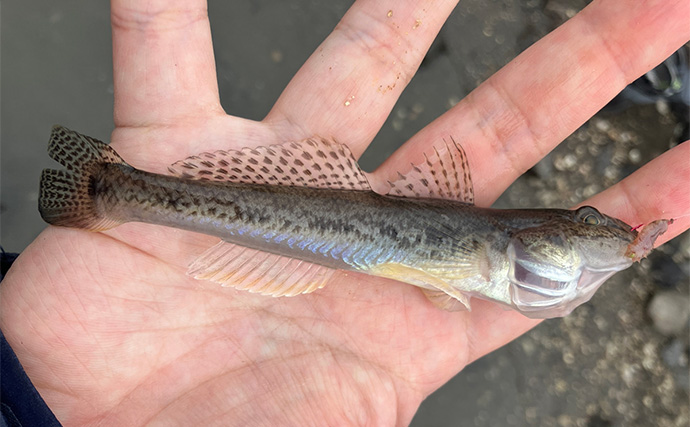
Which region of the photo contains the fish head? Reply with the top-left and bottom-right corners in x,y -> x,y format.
506,206 -> 640,318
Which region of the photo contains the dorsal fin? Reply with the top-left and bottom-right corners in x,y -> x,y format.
168,137 -> 371,191
386,137 -> 474,204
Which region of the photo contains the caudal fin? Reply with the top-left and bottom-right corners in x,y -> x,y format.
39,125 -> 126,231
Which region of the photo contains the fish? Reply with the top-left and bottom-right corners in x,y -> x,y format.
38,126 -> 670,319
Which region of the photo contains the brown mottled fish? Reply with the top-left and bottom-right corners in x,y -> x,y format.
39,126 -> 670,318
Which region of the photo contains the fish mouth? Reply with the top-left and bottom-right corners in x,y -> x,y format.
508,260 -> 633,319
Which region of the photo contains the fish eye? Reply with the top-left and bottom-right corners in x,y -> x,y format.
576,206 -> 603,226
583,214 -> 600,225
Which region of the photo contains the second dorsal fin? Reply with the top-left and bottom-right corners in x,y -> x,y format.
386,137 -> 474,204
168,137 -> 371,191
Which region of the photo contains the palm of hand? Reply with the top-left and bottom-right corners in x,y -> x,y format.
8,145 -> 515,425
2,1 -> 689,425
12,216 -> 482,425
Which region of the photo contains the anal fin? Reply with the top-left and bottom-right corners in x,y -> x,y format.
189,241 -> 334,297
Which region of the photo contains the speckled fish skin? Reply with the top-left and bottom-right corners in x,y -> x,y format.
39,126 -> 666,319
94,163 -> 632,278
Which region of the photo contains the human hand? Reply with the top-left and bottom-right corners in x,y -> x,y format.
2,0 -> 689,425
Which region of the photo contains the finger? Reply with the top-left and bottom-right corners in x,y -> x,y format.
462,140 -> 690,366
584,140 -> 690,242
111,0 -> 223,127
376,0 -> 690,206
265,0 -> 459,154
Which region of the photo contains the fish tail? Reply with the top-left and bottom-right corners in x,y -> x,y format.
39,125 -> 126,231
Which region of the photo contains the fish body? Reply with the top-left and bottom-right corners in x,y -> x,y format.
39,126 -> 667,318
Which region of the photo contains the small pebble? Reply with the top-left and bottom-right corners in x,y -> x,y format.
647,291 -> 690,336
594,118 -> 611,132
628,148 -> 641,164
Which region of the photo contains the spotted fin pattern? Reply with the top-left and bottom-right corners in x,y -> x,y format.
387,137 -> 474,204
168,137 -> 371,191
40,125 -> 125,231
180,135 -> 478,306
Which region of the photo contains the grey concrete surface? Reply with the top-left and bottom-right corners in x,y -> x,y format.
2,1 -> 688,426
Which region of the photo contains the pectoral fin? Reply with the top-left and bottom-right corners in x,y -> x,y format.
422,289 -> 470,312
368,262 -> 471,311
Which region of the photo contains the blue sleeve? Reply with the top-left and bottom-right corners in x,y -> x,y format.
1,330 -> 62,427
1,249 -> 62,427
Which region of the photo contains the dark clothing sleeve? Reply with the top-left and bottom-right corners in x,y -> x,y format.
1,331 -> 62,427
1,249 -> 62,427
